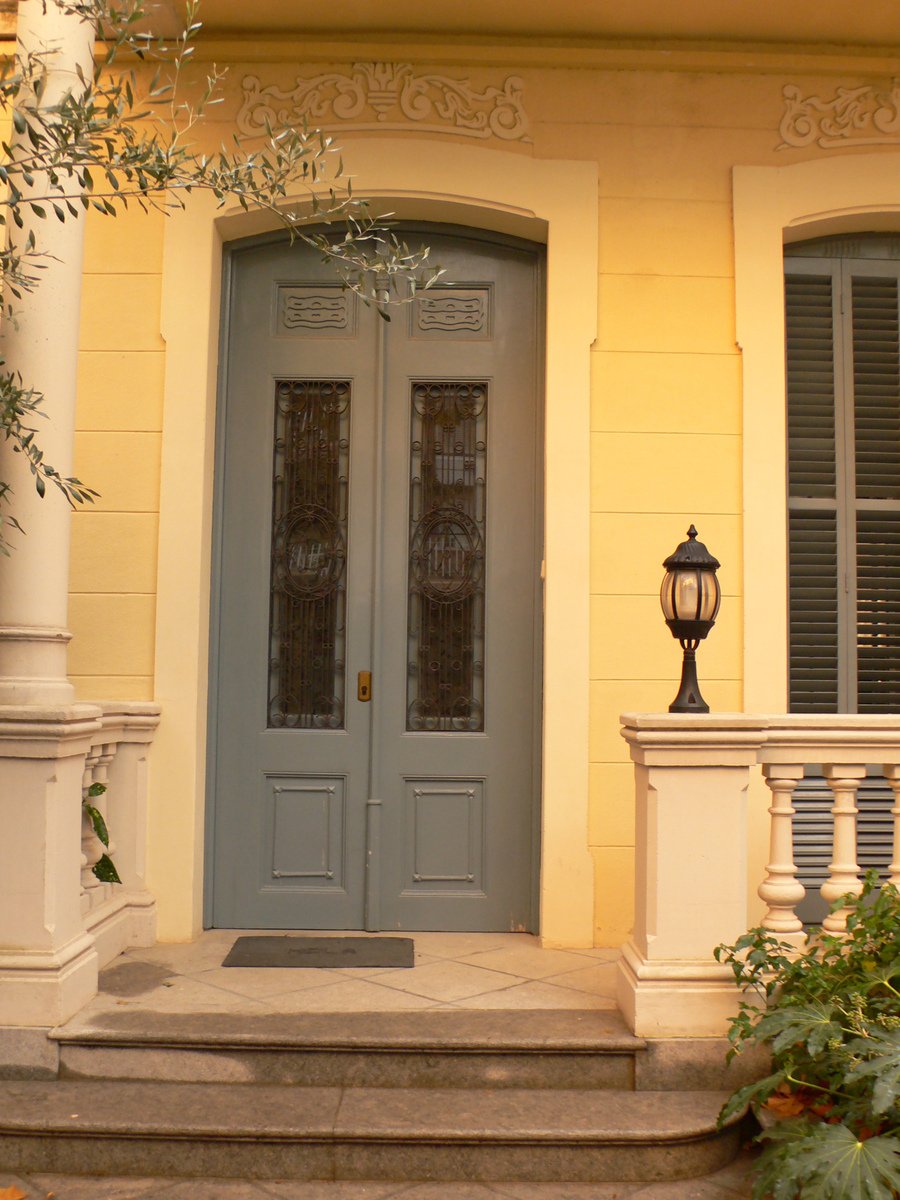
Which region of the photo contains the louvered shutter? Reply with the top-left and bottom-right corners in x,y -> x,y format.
785,269 -> 840,713
784,245 -> 898,918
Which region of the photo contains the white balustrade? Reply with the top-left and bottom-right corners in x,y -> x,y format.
620,713 -> 900,1038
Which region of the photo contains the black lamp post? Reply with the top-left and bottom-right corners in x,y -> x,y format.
660,525 -> 721,713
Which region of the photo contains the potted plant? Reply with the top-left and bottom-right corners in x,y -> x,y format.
715,872 -> 900,1199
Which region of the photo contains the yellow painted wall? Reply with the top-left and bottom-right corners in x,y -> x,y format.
69,203 -> 166,700
65,45 -> 900,943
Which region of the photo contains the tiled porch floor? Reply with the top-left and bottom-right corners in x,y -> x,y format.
84,931 -> 621,1018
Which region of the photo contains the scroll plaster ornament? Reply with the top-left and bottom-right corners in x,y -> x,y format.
237,62 -> 531,143
779,80 -> 900,149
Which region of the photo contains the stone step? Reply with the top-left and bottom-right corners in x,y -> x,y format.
53,1009 -> 647,1090
0,1080 -> 741,1183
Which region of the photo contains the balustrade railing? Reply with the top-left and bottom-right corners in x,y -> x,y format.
758,716 -> 900,937
618,712 -> 900,1037
78,701 -> 160,965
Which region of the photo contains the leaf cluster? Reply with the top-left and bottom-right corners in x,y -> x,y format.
0,0 -> 438,550
83,779 -> 121,883
715,873 -> 900,1198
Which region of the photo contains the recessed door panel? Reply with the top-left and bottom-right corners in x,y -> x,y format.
210,227 -> 542,931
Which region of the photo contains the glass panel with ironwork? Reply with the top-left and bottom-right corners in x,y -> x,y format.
407,381 -> 487,731
268,379 -> 350,729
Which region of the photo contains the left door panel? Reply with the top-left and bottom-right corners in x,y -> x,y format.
210,238 -> 378,928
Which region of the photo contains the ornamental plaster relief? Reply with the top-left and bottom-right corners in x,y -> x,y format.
236,63 -> 531,143
778,81 -> 900,149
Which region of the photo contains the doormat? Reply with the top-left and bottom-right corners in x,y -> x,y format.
222,935 -> 415,969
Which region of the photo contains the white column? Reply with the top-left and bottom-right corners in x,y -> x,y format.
0,1 -> 100,1031
0,0 -> 95,705
616,714 -> 765,1037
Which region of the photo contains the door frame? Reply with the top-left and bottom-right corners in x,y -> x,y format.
206,222 -> 546,931
152,138 -> 598,946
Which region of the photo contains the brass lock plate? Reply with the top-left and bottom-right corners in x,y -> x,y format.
357,671 -> 372,702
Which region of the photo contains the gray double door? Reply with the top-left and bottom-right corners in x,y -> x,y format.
210,227 -> 542,931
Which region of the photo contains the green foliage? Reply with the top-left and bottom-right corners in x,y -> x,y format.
0,0 -> 436,550
82,781 -> 122,883
715,873 -> 900,1199
753,1122 -> 900,1200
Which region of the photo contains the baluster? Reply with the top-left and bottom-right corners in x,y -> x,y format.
882,764 -> 900,888
81,747 -> 104,911
758,764 -> 806,940
821,764 -> 866,933
92,742 -> 116,899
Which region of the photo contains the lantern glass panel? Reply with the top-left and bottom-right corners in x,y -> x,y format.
700,572 -> 722,623
660,571 -> 676,620
675,570 -> 700,620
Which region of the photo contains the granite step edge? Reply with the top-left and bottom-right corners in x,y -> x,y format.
51,1009 -> 646,1053
0,1081 -> 736,1144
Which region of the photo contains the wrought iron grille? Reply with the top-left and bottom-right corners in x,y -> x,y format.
407,381 -> 487,731
268,379 -> 350,729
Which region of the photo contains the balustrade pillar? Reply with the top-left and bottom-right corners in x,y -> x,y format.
758,764 -> 806,940
821,764 -> 866,933
617,714 -> 764,1037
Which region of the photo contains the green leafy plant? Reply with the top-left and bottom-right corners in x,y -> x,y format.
715,873 -> 900,1199
82,780 -> 121,883
0,0 -> 435,551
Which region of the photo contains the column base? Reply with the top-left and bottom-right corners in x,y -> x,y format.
617,941 -> 744,1038
0,626 -> 75,706
0,931 -> 98,1027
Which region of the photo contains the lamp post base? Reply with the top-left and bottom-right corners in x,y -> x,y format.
669,647 -> 709,713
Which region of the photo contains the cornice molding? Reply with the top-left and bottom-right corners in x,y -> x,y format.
237,63 -> 531,143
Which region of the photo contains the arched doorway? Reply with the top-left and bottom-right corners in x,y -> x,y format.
208,225 -> 544,930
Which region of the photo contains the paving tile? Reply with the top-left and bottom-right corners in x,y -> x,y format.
259,1186 -> 425,1199
542,962 -> 620,997
249,978 -> 440,1012
383,1186 -> 513,1199
154,1181 -> 288,1198
193,967 -> 348,999
492,1185 -> 639,1199
93,976 -> 270,1014
27,1177 -> 169,1199
404,933 -> 528,959
0,1175 -> 54,1200
369,960 -> 528,1002
454,980 -> 618,1010
456,946 -> 606,980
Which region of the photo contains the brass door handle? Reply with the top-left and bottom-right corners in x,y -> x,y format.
357,670 -> 372,702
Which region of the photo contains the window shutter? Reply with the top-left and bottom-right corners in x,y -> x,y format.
852,275 -> 900,500
784,249 -> 899,919
786,274 -> 837,499
785,269 -> 839,713
788,513 -> 839,712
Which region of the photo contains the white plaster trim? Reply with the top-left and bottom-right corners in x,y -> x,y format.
154,139 -> 598,946
734,153 -> 900,715
84,892 -> 156,968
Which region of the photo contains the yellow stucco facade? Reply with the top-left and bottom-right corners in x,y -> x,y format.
61,31 -> 900,946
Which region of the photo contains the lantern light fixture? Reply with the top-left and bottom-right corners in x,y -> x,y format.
660,524 -> 721,714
